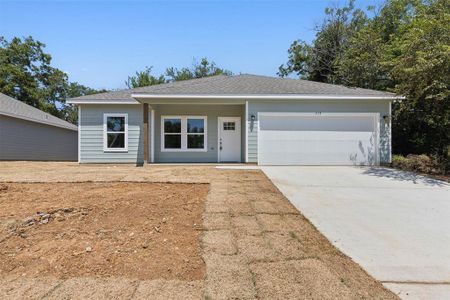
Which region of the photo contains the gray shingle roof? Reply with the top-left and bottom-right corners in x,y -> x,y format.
70,74 -> 396,101
0,93 -> 78,131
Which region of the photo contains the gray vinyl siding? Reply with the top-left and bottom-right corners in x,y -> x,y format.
77,99 -> 391,165
152,104 -> 245,163
247,100 -> 391,164
79,104 -> 144,164
0,115 -> 77,161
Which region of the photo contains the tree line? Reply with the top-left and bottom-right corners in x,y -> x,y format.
0,36 -> 230,124
0,0 -> 448,166
279,0 -> 449,166
125,58 -> 231,89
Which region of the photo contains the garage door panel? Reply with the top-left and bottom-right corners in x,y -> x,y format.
259,115 -> 374,132
260,131 -> 374,140
258,114 -> 378,166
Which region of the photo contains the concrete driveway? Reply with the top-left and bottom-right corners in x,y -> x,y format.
262,166 -> 450,299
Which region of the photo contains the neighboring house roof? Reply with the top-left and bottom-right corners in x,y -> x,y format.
0,93 -> 78,131
68,74 -> 398,103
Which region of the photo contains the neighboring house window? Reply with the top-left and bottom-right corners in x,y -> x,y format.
104,113 -> 128,152
161,116 -> 207,152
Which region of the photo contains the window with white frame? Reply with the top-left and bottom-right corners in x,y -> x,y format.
104,113 -> 128,152
162,116 -> 207,151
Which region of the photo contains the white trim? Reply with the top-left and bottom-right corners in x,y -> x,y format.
78,106 -> 81,163
245,101 -> 249,163
132,93 -> 402,100
258,112 -> 380,117
139,101 -> 246,105
67,94 -> 402,105
103,113 -> 128,152
257,112 -> 381,165
217,118 -> 220,163
151,109 -> 155,163
218,117 -> 242,163
67,99 -> 140,105
257,116 -> 261,166
160,116 -> 207,152
375,113 -> 381,165
388,101 -> 392,163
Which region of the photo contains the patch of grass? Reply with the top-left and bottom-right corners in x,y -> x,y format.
289,231 -> 299,240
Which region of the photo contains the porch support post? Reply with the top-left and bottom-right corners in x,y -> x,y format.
245,100 -> 248,163
151,108 -> 155,163
143,103 -> 149,163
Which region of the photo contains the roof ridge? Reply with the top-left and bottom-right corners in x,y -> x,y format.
235,73 -> 395,95
67,73 -> 397,101
143,74 -> 229,92
70,74 -> 229,100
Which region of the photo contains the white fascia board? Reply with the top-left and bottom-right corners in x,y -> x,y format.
131,94 -> 403,100
66,99 -> 140,105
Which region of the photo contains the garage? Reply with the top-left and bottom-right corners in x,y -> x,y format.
258,113 -> 379,166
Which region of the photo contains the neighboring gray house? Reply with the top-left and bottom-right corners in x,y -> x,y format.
0,93 -> 78,161
68,74 -> 399,166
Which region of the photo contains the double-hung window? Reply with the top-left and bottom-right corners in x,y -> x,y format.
162,116 -> 207,151
103,113 -> 128,152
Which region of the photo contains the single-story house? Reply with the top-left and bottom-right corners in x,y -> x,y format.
67,74 -> 399,165
0,92 -> 78,161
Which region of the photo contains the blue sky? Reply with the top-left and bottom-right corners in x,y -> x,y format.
1,0 -> 379,90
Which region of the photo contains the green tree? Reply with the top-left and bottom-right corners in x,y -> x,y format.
0,36 -> 107,124
166,58 -> 232,82
125,66 -> 166,88
0,36 -> 68,116
280,0 -> 449,167
337,0 -> 422,90
67,82 -> 108,98
385,0 -> 450,159
278,0 -> 368,83
63,82 -> 109,124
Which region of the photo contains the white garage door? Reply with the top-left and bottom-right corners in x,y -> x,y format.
258,113 -> 379,166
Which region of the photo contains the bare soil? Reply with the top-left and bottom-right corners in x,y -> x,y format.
0,182 -> 208,281
0,163 -> 397,299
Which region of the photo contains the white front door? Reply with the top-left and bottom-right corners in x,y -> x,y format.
218,117 -> 241,162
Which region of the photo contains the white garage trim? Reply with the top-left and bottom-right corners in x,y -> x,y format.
258,112 -> 380,118
78,106 -> 81,163
257,112 -> 380,166
245,100 -> 249,163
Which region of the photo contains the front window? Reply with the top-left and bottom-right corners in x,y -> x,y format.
187,118 -> 205,149
164,118 -> 182,149
104,113 -> 128,152
162,116 -> 207,151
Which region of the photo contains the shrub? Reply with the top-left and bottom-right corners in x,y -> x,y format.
391,155 -> 410,170
391,154 -> 443,174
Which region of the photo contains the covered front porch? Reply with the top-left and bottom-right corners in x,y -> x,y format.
138,99 -> 247,164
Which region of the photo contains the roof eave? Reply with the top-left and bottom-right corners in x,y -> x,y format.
66,94 -> 403,105
66,99 -> 140,105
131,94 -> 403,100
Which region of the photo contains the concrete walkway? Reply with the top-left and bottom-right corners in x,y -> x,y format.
262,166 -> 450,300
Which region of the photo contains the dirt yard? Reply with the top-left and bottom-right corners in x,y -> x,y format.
0,162 -> 398,299
0,182 -> 207,281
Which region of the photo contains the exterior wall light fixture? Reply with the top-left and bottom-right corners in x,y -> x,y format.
250,115 -> 256,132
